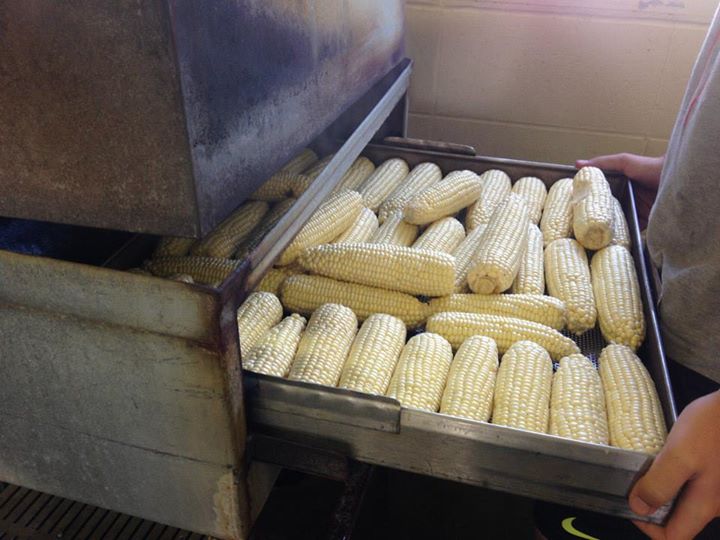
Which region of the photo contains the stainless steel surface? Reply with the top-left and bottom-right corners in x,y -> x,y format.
382,136 -> 477,156
244,143 -> 676,524
0,0 -> 404,237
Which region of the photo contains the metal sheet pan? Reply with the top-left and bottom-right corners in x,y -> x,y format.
244,141 -> 677,524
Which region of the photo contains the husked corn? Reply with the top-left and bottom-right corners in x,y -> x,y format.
334,208 -> 379,244
298,243 -> 456,297
370,213 -> 419,246
467,193 -> 529,294
145,256 -> 242,285
545,239 -> 596,334
378,162 -> 442,223
466,169 -> 512,229
610,197 -> 631,249
243,314 -> 307,377
255,266 -> 299,295
280,274 -> 428,328
192,201 -> 269,258
429,294 -> 565,330
251,172 -> 310,201
339,314 -> 407,395
492,340 -> 553,434
540,178 -> 574,246
357,158 -> 409,211
288,303 -> 358,386
572,167 -> 615,250
235,198 -> 297,259
237,292 -> 284,354
412,217 -> 466,254
153,236 -> 195,258
403,170 -> 483,225
512,176 -> 547,224
281,148 -> 319,175
440,336 -> 498,422
333,157 -> 376,193
426,312 -> 580,359
549,354 -> 609,445
591,245 -> 645,350
452,225 -> 487,292
599,344 -> 667,454
277,190 -> 363,265
386,333 -> 453,412
303,153 -> 335,180
511,224 -> 544,295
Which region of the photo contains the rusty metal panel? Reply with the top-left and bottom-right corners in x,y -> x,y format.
0,0 -> 405,237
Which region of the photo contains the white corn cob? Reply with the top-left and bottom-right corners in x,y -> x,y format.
440,336 -> 498,422
467,193 -> 529,294
540,178 -> 574,246
426,312 -> 580,360
334,208 -> 379,244
281,148 -> 319,175
251,172 -> 309,201
452,225 -> 487,292
237,292 -> 284,355
235,198 -> 297,259
192,201 -> 270,258
412,217 -> 466,254
370,213 -> 419,246
512,176 -> 547,225
357,158 -> 410,211
254,266 -> 301,295
572,167 -> 615,250
610,197 -> 631,249
550,354 -> 609,445
599,345 -> 667,454
277,190 -> 363,265
288,303 -> 358,386
280,274 -> 428,328
429,294 -> 565,330
378,162 -> 442,223
153,236 -> 195,258
511,224 -> 545,295
386,333 -> 453,412
333,157 -> 376,193
303,153 -> 335,180
243,314 -> 307,377
591,245 -> 645,350
466,169 -> 512,229
298,243 -> 456,297
403,170 -> 483,225
144,256 -> 241,285
339,314 -> 407,395
545,239 -> 596,334
492,340 -> 553,433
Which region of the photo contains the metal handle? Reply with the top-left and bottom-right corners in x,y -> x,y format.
382,136 -> 477,156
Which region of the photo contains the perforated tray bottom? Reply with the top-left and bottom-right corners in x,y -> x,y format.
0,483 -> 203,540
562,326 -> 608,369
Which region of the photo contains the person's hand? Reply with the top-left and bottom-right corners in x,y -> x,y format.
575,153 -> 664,229
629,391 -> 720,539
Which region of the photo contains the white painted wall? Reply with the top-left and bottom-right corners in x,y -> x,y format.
405,0 -> 716,163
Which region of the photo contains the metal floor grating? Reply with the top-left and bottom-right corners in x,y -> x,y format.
0,483 -> 204,540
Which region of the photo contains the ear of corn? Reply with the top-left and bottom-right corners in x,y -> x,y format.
386,333 -> 453,412
544,239 -> 596,334
492,340 -> 553,434
512,176 -> 547,225
357,158 -> 410,211
572,167 -> 615,250
153,236 -> 195,258
303,153 -> 335,180
298,243 -> 456,297
609,197 -> 631,249
339,314 -> 407,395
237,292 -> 284,355
334,207 -> 379,244
235,198 -> 297,259
599,344 -> 667,454
426,312 -> 580,360
277,190 -> 363,265
378,162 -> 443,223
280,148 -> 319,175
251,172 -> 311,201
466,169 -> 512,229
511,224 -> 545,295
549,354 -> 609,445
403,170 -> 483,225
144,256 -> 242,285
333,157 -> 376,193
280,274 -> 429,328
370,213 -> 419,246
191,201 -> 270,259
412,217 -> 466,254
440,336 -> 498,422
243,314 -> 307,377
467,193 -> 529,294
591,245 -> 645,350
255,265 -> 301,295
452,225 -> 487,292
288,303 -> 358,386
540,178 -> 574,246
428,294 -> 566,330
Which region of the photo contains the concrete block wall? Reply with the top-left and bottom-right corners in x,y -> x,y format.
405,0 -> 716,163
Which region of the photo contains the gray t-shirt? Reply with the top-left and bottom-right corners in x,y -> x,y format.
646,6 -> 720,383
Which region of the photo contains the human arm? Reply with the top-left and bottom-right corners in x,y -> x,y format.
629,390 -> 720,539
